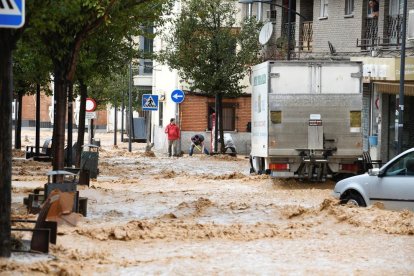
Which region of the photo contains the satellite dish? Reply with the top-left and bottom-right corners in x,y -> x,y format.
259,22 -> 273,45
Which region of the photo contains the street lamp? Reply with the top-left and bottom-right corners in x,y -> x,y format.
397,0 -> 408,154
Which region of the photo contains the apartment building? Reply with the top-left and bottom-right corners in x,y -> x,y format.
238,0 -> 414,162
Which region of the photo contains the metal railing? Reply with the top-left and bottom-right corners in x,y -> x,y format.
282,22 -> 296,39
385,15 -> 403,45
357,16 -> 403,48
300,21 -> 313,52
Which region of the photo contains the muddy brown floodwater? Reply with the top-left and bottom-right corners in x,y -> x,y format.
1,129 -> 414,275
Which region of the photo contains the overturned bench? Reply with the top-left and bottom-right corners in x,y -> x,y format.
25,138 -> 52,162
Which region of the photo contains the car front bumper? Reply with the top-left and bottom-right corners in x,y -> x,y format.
332,191 -> 341,199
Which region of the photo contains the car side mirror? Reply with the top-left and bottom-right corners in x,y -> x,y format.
368,168 -> 381,176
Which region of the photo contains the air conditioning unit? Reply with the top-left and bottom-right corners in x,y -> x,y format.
409,10 -> 414,40
266,10 -> 277,23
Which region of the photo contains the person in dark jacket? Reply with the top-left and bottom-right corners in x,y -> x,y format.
165,118 -> 180,157
189,134 -> 209,156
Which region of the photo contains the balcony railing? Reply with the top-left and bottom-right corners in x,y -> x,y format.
385,15 -> 403,45
357,16 -> 403,48
300,21 -> 313,52
282,22 -> 296,39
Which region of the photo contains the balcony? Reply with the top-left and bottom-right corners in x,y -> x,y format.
357,16 -> 403,49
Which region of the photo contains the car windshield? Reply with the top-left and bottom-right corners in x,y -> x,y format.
385,151 -> 414,176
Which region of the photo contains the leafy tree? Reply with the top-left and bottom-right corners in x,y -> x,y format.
13,34 -> 52,150
159,0 -> 261,152
28,0 -> 169,172
72,16 -> 158,166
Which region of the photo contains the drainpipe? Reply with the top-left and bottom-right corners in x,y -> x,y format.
287,0 -> 292,60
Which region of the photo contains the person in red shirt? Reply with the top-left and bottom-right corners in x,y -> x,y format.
164,118 -> 180,157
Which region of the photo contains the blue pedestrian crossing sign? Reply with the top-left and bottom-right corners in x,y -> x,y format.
142,94 -> 159,111
171,89 -> 185,104
0,0 -> 25,29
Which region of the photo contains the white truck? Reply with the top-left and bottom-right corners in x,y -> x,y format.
250,61 -> 364,181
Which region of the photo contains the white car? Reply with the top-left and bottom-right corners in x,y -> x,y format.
333,148 -> 414,211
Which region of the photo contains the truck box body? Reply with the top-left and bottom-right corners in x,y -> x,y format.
251,61 -> 363,180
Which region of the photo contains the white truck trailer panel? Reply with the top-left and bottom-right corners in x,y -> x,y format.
251,61 -> 364,180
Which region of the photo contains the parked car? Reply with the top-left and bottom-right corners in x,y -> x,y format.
333,148 -> 414,211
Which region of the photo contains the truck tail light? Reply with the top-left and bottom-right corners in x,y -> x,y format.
269,163 -> 289,171
340,163 -> 359,172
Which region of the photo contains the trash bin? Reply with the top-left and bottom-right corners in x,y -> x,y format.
80,144 -> 100,179
92,138 -> 101,147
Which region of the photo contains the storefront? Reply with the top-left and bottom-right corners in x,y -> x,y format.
352,57 -> 414,162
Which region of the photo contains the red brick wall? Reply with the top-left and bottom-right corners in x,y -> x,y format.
95,110 -> 107,126
22,94 -> 52,122
21,93 -> 108,126
180,93 -> 251,132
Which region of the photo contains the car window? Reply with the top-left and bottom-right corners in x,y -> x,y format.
385,152 -> 414,176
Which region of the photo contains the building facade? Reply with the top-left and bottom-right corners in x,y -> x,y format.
239,0 -> 414,162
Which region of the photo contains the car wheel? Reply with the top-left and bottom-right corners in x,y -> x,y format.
342,192 -> 366,207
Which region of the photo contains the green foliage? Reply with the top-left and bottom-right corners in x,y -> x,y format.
158,0 -> 262,96
13,31 -> 52,96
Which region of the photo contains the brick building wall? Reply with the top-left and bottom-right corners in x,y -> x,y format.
21,92 -> 108,128
312,0 -> 364,53
22,94 -> 52,121
180,93 -> 251,133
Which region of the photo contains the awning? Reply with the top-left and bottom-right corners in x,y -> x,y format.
374,81 -> 414,96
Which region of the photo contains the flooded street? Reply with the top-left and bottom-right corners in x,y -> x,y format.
2,130 -> 414,275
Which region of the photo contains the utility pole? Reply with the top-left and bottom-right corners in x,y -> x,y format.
397,0 -> 408,154
128,61 -> 133,152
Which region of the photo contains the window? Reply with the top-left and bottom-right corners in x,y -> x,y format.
320,0 -> 328,17
208,103 -> 236,131
389,0 -> 403,16
143,61 -> 153,74
143,26 -> 154,54
345,0 -> 354,15
385,152 -> 414,176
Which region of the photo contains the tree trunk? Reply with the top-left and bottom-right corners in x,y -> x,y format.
0,42 -> 13,258
52,66 -> 67,173
217,92 -> 225,153
14,90 -> 23,150
35,84 -> 40,156
67,82 -> 73,167
75,80 -> 87,168
214,94 -> 219,153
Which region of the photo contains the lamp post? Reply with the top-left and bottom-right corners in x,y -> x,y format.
397,0 -> 408,154
128,61 -> 133,152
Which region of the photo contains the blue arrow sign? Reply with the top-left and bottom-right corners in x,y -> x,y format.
0,0 -> 25,29
142,94 -> 159,111
171,89 -> 185,104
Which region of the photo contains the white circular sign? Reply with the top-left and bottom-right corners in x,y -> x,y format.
86,98 -> 96,112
